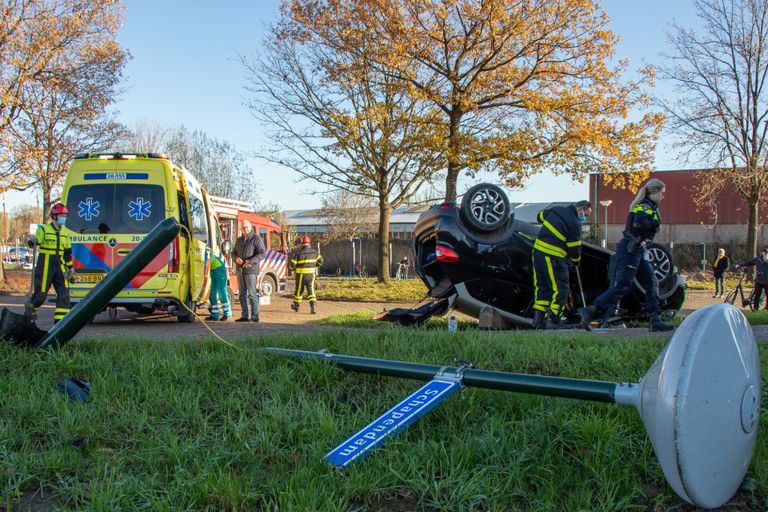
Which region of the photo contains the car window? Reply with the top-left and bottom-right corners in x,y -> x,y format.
66,184 -> 166,234
188,194 -> 209,243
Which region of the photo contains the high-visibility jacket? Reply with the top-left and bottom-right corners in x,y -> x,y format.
533,205 -> 582,264
624,197 -> 661,242
35,223 -> 73,269
289,244 -> 323,274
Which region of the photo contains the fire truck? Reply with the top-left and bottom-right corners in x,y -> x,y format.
209,195 -> 288,299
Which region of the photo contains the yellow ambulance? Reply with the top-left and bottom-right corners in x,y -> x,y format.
61,152 -> 220,322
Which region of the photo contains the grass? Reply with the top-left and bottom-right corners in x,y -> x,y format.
1,329 -> 766,511
317,277 -> 429,302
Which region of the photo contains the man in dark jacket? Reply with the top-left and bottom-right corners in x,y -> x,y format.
289,235 -> 323,314
735,249 -> 768,310
233,220 -> 266,322
531,200 -> 592,329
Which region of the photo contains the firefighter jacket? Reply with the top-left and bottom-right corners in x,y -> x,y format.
35,223 -> 73,269
233,231 -> 265,275
736,256 -> 768,285
533,205 -> 583,264
624,197 -> 661,243
289,244 -> 323,274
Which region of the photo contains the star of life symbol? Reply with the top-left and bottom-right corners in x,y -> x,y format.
78,197 -> 101,221
128,197 -> 152,221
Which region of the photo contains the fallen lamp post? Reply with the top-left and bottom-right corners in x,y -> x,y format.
264,303 -> 761,509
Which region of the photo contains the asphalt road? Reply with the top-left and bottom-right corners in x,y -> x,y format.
0,290 -> 765,343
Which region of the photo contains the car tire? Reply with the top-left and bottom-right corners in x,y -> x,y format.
460,183 -> 510,233
260,274 -> 277,298
177,296 -> 196,323
645,243 -> 677,296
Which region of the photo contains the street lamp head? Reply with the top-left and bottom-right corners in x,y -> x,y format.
599,199 -> 613,207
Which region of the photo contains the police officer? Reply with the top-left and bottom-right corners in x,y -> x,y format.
26,203 -> 74,323
289,235 -> 323,314
531,200 -> 592,329
578,178 -> 674,332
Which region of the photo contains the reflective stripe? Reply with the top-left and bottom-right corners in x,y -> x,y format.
533,239 -> 567,258
295,268 -> 317,274
566,240 -> 581,248
545,256 -> 558,309
542,220 -> 566,242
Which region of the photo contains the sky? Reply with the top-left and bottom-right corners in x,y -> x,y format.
4,0 -> 700,212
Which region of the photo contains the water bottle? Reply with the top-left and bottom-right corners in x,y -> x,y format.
448,315 -> 457,333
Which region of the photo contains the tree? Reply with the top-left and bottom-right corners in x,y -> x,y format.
242,10 -> 444,282
0,0 -> 126,193
118,122 -> 260,206
660,0 -> 768,257
164,126 -> 260,205
285,0 -> 663,202
316,190 -> 378,243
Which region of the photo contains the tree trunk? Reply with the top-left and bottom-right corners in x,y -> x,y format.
377,200 -> 391,283
746,199 -> 759,258
444,109 -> 462,202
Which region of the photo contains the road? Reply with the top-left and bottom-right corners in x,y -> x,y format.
0,290 -> 765,342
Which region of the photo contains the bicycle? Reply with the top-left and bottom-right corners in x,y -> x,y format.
723,271 -> 757,310
394,262 -> 409,280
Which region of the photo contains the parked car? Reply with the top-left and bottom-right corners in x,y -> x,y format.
378,183 -> 686,328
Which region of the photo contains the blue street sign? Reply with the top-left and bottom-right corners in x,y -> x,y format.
326,378 -> 461,468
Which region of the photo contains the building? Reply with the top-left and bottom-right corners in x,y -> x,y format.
282,201 -> 575,237
590,169 -> 768,246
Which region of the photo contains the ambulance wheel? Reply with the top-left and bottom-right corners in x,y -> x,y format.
177,297 -> 196,323
260,275 -> 277,298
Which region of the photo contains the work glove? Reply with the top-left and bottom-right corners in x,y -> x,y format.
27,235 -> 38,248
66,268 -> 76,282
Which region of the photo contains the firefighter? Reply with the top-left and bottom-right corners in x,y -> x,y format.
289,235 -> 323,314
531,200 -> 592,329
578,178 -> 674,332
26,203 -> 75,323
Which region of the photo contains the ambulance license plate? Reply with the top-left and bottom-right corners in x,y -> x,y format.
77,273 -> 105,283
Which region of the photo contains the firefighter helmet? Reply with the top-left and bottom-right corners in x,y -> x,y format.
300,235 -> 311,245
50,203 -> 69,217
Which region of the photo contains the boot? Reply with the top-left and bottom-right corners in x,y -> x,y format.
310,301 -> 316,315
578,305 -> 602,331
290,302 -> 300,312
532,310 -> 547,330
649,313 -> 674,332
24,300 -> 37,324
546,313 -> 567,330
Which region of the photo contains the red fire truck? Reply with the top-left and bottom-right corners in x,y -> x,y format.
210,195 -> 288,298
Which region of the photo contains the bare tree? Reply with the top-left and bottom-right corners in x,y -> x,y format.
119,119 -> 173,153
660,0 -> 768,256
242,14 -> 444,281
316,190 -> 378,242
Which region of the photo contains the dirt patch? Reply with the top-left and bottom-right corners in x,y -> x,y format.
0,269 -> 32,296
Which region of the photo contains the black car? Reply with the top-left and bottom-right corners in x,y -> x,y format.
380,183 -> 686,328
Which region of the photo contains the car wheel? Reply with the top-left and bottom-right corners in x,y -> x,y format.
177,296 -> 196,323
260,274 -> 277,298
460,183 -> 510,233
646,243 -> 677,295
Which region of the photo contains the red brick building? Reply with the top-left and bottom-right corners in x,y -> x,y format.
590,169 -> 768,246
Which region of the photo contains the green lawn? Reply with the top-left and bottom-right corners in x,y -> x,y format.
316,277 -> 428,302
1,330 -> 766,511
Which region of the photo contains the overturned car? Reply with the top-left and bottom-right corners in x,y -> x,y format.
380,183 -> 686,328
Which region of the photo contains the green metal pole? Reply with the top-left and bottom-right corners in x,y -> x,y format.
262,348 -> 618,403
36,217 -> 181,350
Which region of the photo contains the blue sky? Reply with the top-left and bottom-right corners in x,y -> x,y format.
5,0 -> 699,211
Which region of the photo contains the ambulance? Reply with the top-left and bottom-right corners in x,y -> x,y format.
61,152 -> 220,322
209,195 -> 288,299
